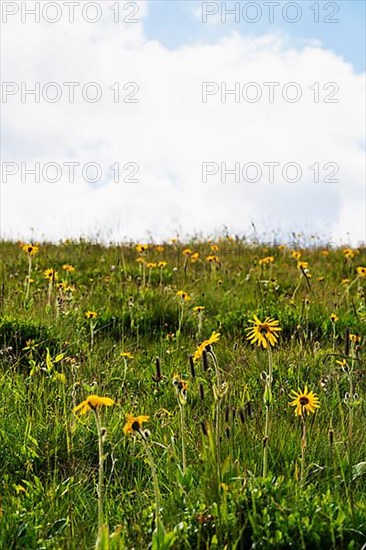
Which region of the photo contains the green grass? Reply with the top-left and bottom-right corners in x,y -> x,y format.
0,239 -> 365,549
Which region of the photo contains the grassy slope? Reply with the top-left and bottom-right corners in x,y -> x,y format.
0,239 -> 365,549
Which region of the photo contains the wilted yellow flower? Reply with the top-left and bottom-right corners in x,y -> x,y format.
85,310 -> 98,319
193,331 -> 220,362
289,387 -> 320,416
22,243 -> 39,256
176,290 -> 191,302
62,264 -> 75,273
246,315 -> 281,349
43,268 -> 58,281
120,352 -> 134,359
172,373 -> 189,405
123,414 -> 149,435
73,395 -> 115,415
356,266 -> 366,278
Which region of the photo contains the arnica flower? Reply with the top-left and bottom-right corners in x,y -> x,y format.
74,395 -> 115,415
158,261 -> 167,268
135,244 -> 148,253
22,243 -> 39,256
289,387 -> 320,416
120,351 -> 134,359
190,252 -> 200,263
356,266 -> 366,278
193,331 -> 220,362
206,255 -> 219,263
123,414 -> 149,435
259,256 -> 274,265
246,315 -> 281,349
330,313 -> 339,323
172,374 -> 189,404
176,290 -> 191,302
349,334 -> 361,344
291,251 -> 301,260
43,268 -> 58,281
183,248 -> 192,256
193,305 -> 205,313
85,310 -> 98,319
343,248 -> 356,259
62,264 -> 75,273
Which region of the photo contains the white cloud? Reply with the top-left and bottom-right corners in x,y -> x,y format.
1,4 -> 365,244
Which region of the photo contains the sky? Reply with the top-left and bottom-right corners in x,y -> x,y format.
1,0 -> 365,245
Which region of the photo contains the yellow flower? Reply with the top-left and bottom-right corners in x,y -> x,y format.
62,264 -> 75,273
158,261 -> 167,268
343,248 -> 356,259
193,331 -> 220,362
259,256 -> 274,265
356,266 -> 366,278
183,248 -> 192,256
156,245 -> 164,253
73,395 -> 115,415
146,262 -> 157,269
136,244 -> 148,253
246,315 -> 281,349
321,250 -> 329,256
43,268 -> 58,281
330,313 -> 339,323
349,334 -> 361,344
211,244 -> 219,252
176,290 -> 191,302
193,305 -> 205,313
22,243 -> 39,256
136,257 -> 145,264
341,278 -> 350,285
278,245 -> 286,251
123,414 -> 149,435
206,255 -> 219,263
289,387 -> 320,416
190,252 -> 200,263
85,310 -> 98,319
291,251 -> 301,260
297,261 -> 309,270
120,352 -> 134,359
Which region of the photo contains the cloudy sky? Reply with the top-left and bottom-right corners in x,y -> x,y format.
1,0 -> 365,244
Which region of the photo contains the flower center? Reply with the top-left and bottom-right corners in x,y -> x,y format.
131,421 -> 140,432
299,396 -> 309,406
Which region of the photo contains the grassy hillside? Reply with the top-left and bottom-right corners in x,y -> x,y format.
0,239 -> 365,549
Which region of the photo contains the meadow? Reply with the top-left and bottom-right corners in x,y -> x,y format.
0,238 -> 365,549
